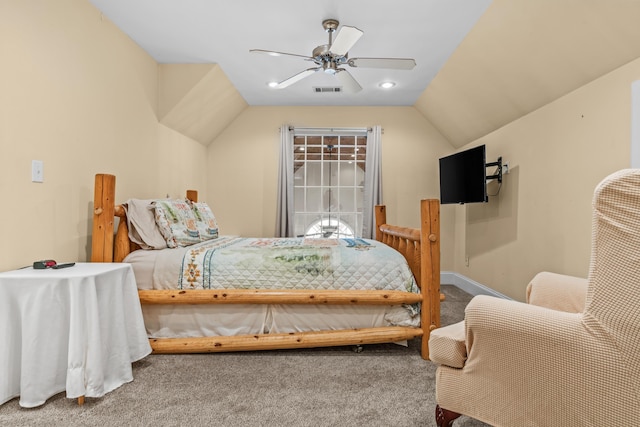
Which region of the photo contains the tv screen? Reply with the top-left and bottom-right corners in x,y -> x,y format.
439,145 -> 487,204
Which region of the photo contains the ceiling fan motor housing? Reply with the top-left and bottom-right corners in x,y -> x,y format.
312,44 -> 331,58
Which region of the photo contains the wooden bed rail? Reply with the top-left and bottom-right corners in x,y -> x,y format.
138,289 -> 423,305
150,327 -> 424,354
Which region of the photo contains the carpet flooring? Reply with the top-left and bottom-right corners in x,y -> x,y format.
0,285 -> 491,427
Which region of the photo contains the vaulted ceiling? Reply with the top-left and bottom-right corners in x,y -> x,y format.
415,0 -> 640,147
90,0 -> 640,148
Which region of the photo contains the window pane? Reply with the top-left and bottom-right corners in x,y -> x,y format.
306,145 -> 322,161
340,136 -> 356,146
307,136 -> 322,146
295,214 -> 319,238
306,187 -> 322,212
339,146 -> 355,161
323,188 -> 340,212
338,163 -> 356,186
339,188 -> 356,211
338,213 -> 357,237
324,136 -> 338,147
322,162 -> 338,186
294,187 -> 305,211
294,162 -> 305,185
306,162 -> 322,186
294,150 -> 305,162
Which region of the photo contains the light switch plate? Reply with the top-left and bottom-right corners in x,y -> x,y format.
32,160 -> 44,183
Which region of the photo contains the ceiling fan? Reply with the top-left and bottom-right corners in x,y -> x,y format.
250,19 -> 416,93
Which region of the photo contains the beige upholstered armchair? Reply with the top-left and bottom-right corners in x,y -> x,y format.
428,169 -> 640,427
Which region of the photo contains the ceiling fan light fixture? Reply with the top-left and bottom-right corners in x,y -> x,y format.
323,61 -> 338,75
379,81 -> 396,89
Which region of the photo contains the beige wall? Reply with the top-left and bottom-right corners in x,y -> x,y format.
449,57 -> 640,300
6,0 -> 636,299
206,106 -> 457,268
0,1 -> 207,271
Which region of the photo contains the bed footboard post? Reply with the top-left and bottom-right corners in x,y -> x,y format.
92,174 -> 116,262
420,199 -> 441,360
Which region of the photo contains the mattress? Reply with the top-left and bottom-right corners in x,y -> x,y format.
124,237 -> 420,338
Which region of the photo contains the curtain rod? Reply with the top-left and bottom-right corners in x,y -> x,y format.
289,126 -> 373,132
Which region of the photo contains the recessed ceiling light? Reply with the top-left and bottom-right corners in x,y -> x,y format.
379,81 -> 396,89
267,81 -> 279,88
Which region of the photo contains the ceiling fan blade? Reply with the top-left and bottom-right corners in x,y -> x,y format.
348,57 -> 417,70
329,25 -> 363,56
250,49 -> 313,60
276,68 -> 320,88
335,69 -> 362,93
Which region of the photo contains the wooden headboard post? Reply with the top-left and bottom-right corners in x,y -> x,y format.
92,174 -> 200,263
186,190 -> 198,203
92,174 -> 116,262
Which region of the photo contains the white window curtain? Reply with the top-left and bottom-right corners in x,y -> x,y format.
362,125 -> 383,239
275,125 -> 294,237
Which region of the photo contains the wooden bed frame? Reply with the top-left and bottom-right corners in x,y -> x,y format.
91,174 -> 441,359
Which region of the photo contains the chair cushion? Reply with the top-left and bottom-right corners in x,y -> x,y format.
428,320 -> 467,368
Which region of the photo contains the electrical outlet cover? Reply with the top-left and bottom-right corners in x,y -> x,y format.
32,160 -> 43,183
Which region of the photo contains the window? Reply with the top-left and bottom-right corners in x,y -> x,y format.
293,132 -> 367,238
276,125 -> 381,239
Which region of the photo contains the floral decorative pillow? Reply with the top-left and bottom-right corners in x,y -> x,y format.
191,202 -> 219,241
153,199 -> 201,248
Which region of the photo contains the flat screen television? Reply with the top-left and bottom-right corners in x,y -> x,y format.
439,145 -> 487,204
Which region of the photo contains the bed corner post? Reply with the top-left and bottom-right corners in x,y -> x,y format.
92,174 -> 116,262
374,205 -> 386,241
186,190 -> 198,202
420,199 -> 441,360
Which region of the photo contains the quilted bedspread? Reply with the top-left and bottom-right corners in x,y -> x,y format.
164,236 -> 418,292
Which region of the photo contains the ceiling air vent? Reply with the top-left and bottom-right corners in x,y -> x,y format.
313,87 -> 342,93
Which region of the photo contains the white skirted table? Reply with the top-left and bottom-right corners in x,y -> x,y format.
0,263 -> 151,408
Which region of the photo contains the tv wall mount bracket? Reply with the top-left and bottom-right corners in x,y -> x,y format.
486,156 -> 503,183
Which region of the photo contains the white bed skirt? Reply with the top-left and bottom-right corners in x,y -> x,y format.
141,303 -> 417,338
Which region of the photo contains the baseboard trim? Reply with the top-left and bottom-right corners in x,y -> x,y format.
441,272 -> 510,300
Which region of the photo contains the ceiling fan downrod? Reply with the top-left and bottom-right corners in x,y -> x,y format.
322,19 -> 339,45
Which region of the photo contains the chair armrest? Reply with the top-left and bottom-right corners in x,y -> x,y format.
432,296 -> 585,370
429,321 -> 466,367
464,295 -> 587,368
525,271 -> 587,313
